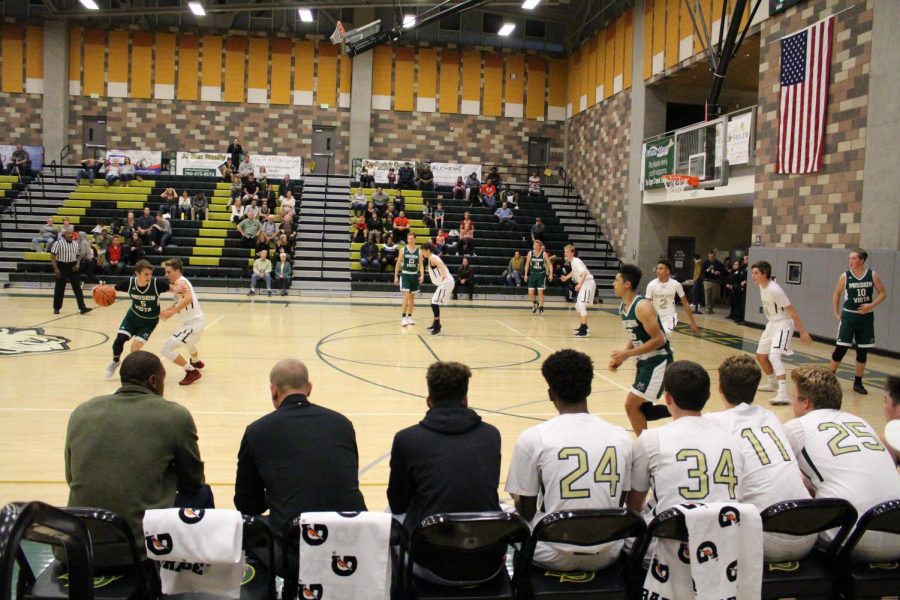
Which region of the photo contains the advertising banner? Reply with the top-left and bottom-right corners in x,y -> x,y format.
429,162 -> 482,187
253,154 -> 303,179
352,158 -> 418,184
0,145 -> 44,172
642,135 -> 675,190
106,149 -> 163,174
726,112 -> 753,166
175,152 -> 303,179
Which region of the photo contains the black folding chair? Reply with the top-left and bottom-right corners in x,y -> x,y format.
405,511 -> 530,600
513,508 -> 645,600
836,498 -> 900,600
760,498 -> 858,600
0,502 -> 93,600
236,515 -> 277,600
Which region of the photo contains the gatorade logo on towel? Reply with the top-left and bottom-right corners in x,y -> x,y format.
301,583 -> 324,599
727,560 -> 738,582
677,542 -> 691,564
178,508 -> 205,524
331,555 -> 358,577
696,541 -> 719,563
650,558 -> 669,583
145,533 -> 174,556
718,506 -> 740,527
302,524 -> 329,546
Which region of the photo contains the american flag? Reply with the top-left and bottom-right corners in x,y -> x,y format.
777,15 -> 835,174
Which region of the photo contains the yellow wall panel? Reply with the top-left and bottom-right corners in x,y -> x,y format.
652,0 -> 666,69
270,39 -> 292,105
679,0 -> 695,50
68,27 -> 82,92
247,37 -> 268,92
595,30 -> 606,100
131,32 -> 152,99
201,35 -> 222,94
371,46 -> 392,97
2,25 -> 24,93
614,15 -> 626,88
106,30 -> 128,97
340,53 -> 352,96
438,49 -> 459,114
604,27 -> 615,97
26,26 -> 43,83
461,50 -> 481,102
586,39 -> 598,108
505,53 -> 524,112
393,46 -> 414,112
643,0 -> 654,80
665,0 -> 680,68
548,58 -> 567,111
83,29 -> 105,96
483,53 -> 502,117
624,10 -> 634,90
317,42 -> 337,107
694,0 -> 714,53
155,33 -> 176,93
712,0 -> 725,45
580,45 -> 590,109
525,55 -> 545,119
418,47 -> 437,100
177,35 -> 199,101
295,40 -> 314,92
224,37 -> 246,103
567,50 -> 579,113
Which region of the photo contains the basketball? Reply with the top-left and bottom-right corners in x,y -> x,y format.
92,285 -> 117,307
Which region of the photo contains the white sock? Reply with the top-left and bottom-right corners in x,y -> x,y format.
185,364 -> 195,371
777,379 -> 787,395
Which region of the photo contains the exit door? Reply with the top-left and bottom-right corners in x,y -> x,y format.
667,236 -> 695,282
528,137 -> 550,169
83,117 -> 107,158
312,126 -> 336,155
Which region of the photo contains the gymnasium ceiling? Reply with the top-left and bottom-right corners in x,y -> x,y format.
14,0 -> 634,55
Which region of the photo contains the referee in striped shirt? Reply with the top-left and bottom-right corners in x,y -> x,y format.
50,229 -> 92,315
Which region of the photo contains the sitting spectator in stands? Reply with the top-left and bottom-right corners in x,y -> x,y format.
177,190 -> 192,219
248,249 -> 273,296
480,180 -> 497,209
505,250 -> 525,286
351,187 -> 368,216
76,232 -> 99,283
238,212 -> 262,248
452,176 -> 466,200
136,208 -> 155,244
387,167 -> 397,188
6,144 -> 31,176
229,174 -> 243,205
242,174 -> 260,203
531,216 -> 546,242
459,212 -> 475,256
435,229 -> 448,255
281,173 -> 293,195
486,166 -> 502,187
274,252 -> 292,296
32,217 -> 58,253
125,231 -> 145,266
383,207 -> 395,232
380,234 -> 399,271
227,137 -> 244,166
111,216 -> 124,238
253,230 -> 271,260
57,216 -> 74,241
433,202 -> 445,230
261,214 -> 278,245
65,351 -> 208,564
159,187 -> 178,213
352,215 -> 367,243
371,186 -> 390,217
495,201 -> 516,231
191,191 -> 209,221
150,214 -> 172,253
77,157 -> 100,184
528,170 -> 542,196
230,198 -> 246,223
392,210 -> 410,243
417,164 -> 435,191
365,206 -> 384,243
104,160 -> 121,186
103,235 -> 125,275
279,190 -> 296,224
453,258 -> 475,301
238,154 -> 255,183
500,184 -> 519,210
422,199 -> 434,228
274,233 -> 292,261
398,162 -> 416,189
282,222 -> 297,247
94,229 -> 112,255
219,158 -> 234,183
257,165 -> 268,195
245,198 -> 262,220
393,189 -> 406,213
119,157 -> 136,186
359,235 -> 380,272
359,166 -> 375,188
464,172 -> 480,206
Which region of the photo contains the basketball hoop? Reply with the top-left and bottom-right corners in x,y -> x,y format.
662,174 -> 700,199
330,21 -> 347,47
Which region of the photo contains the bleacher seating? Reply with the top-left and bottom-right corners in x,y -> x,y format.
0,174 -> 29,215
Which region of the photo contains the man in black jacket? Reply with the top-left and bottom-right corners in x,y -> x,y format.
388,361 -> 502,583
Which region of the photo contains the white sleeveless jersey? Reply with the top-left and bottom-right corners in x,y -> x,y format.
427,255 -> 453,286
568,257 -> 594,284
631,416 -> 745,517
760,280 -> 792,323
645,278 -> 686,318
705,404 -> 810,509
175,276 -> 205,324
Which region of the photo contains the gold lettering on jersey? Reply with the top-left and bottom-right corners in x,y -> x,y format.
542,570 -> 596,583
766,561 -> 799,572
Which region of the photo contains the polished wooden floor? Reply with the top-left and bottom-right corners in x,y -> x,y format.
0,290 -> 895,511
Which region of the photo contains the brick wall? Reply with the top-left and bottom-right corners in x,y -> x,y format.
0,93 -> 43,146
565,91 -> 632,255
67,97 -> 350,172
754,0 -> 872,248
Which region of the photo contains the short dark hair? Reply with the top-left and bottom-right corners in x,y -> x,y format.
618,264 -> 643,290
163,258 -> 184,272
426,362 -> 472,406
850,248 -> 868,262
718,355 -> 761,405
664,360 -> 710,411
886,375 -> 900,407
120,351 -> 163,387
791,367 -> 842,410
657,259 -> 672,271
751,260 -> 772,279
421,242 -> 435,253
134,259 -> 154,273
541,349 -> 593,404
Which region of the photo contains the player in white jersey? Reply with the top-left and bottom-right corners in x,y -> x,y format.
160,258 -> 206,386
420,243 -> 454,336
506,350 -> 632,571
705,355 -> 815,560
628,361 -> 745,519
644,259 -> 699,335
750,261 -> 812,405
783,367 -> 900,561
559,244 -> 597,338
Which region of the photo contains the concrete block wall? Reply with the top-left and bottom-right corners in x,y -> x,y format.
0,93 -> 43,146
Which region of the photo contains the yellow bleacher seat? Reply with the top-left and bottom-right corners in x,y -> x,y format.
23,252 -> 51,261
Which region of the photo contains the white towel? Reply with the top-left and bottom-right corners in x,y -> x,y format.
298,511 -> 393,600
642,503 -> 763,600
143,508 -> 245,598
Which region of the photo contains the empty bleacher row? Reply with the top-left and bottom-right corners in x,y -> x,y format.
0,174 -> 28,216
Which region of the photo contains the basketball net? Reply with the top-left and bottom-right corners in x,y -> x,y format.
662,174 -> 699,200
330,21 -> 346,48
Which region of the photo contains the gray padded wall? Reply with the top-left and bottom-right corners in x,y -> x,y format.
745,248 -> 899,354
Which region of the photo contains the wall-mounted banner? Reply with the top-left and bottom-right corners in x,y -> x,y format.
642,136 -> 675,190
726,112 -> 753,166
253,154 -> 304,180
0,145 -> 44,172
352,158 -> 418,184
106,149 -> 163,174
175,152 -> 303,179
429,162 -> 483,187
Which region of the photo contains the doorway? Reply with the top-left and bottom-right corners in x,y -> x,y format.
667,236 -> 695,283
312,126 -> 336,156
83,117 -> 107,158
527,137 -> 550,169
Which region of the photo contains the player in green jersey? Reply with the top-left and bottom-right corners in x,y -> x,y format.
394,231 -> 424,327
524,239 -> 553,315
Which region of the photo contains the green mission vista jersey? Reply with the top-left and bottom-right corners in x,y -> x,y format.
114,277 -> 171,320
402,247 -> 420,275
843,269 -> 874,312
619,295 -> 671,359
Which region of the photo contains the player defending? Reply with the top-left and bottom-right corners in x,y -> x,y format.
524,239 -> 552,316
645,259 -> 699,335
394,231 -> 424,327
560,244 -> 596,337
104,260 -> 171,378
421,242 -> 455,336
828,248 -> 887,395
610,264 -> 673,435
160,258 -> 206,385
751,261 -> 812,405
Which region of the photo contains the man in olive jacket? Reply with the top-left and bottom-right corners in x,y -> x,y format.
64,351 -> 207,563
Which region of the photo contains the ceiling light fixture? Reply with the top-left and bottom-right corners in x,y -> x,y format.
522,0 -> 542,9
187,2 -> 205,16
498,23 -> 516,36
298,8 -> 314,22
79,0 -> 99,9
403,14 -> 417,29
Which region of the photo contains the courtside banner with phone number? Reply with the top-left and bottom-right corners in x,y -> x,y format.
175,152 -> 303,179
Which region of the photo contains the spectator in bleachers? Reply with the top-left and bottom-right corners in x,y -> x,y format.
261,214 -> 278,244
453,258 -> 475,301
387,167 -> 397,188
371,186 -> 389,217
134,208 -> 154,244
159,187 -> 178,214
487,166 -> 503,187
380,234 -> 399,271
459,212 -> 475,256
104,160 -> 121,186
238,212 -> 262,248
351,187 -> 368,216
257,165 -> 268,196
220,158 -> 234,183
238,154 -> 255,183
279,189 -> 296,224
77,232 -> 99,283
530,216 -> 546,243
358,166 -> 375,188
464,172 -> 480,206
242,173 -> 260,203
392,210 -> 410,243
76,157 -> 100,184
191,191 -> 209,221
480,180 -> 497,209
274,252 -> 292,296
57,216 -> 74,240
254,230 -> 272,259
500,184 -> 519,210
111,216 -> 124,237
65,351 -> 208,564
248,249 -> 273,296
398,162 -> 416,189
245,198 -> 262,220
494,201 -> 516,231
227,137 -> 244,167
94,228 -> 112,255
119,157 -> 135,186
505,250 -> 525,286
32,217 -> 58,253
528,170 -> 542,196
417,164 -> 435,191
6,144 -> 31,176
281,221 -> 297,247
352,215 -> 367,243
383,206 -> 395,232
422,199 -> 434,229
274,233 -> 293,261
281,173 -> 293,195
434,202 -> 445,230
435,229 -> 448,255
365,205 -> 384,243
229,174 -> 243,205
359,236 -> 380,272
393,189 -> 405,213
452,176 -> 466,200
125,231 -> 145,266
103,235 -> 124,275
150,214 -> 172,253
177,190 -> 192,219
230,198 -> 246,223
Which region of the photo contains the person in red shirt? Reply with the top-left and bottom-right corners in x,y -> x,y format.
104,235 -> 125,275
392,210 -> 411,244
480,182 -> 497,209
